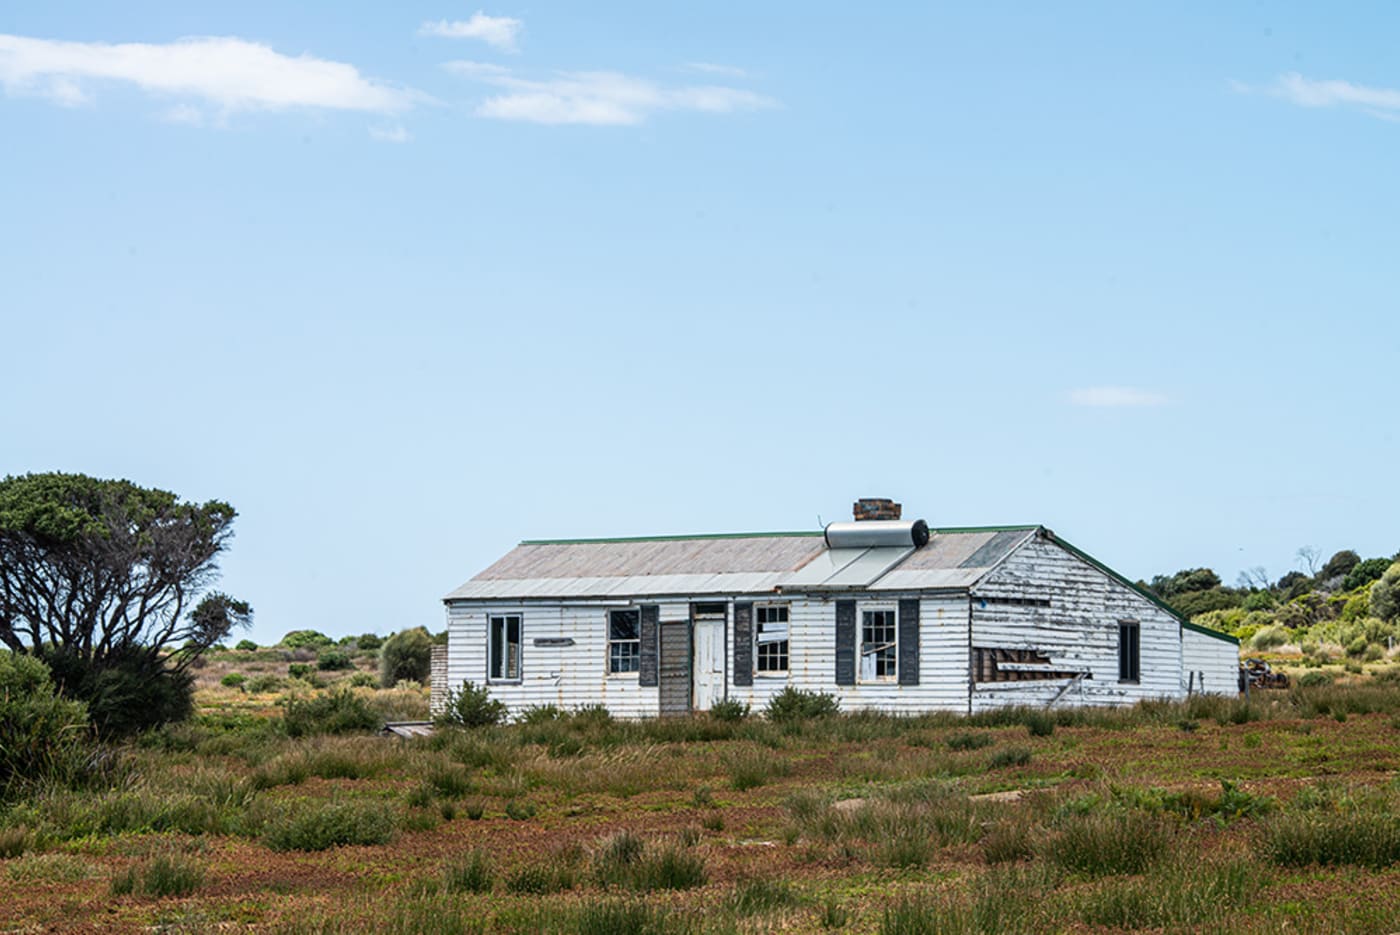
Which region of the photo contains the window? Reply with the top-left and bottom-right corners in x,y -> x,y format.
608,609 -> 641,674
1118,620 -> 1140,683
860,608 -> 897,681
755,604 -> 789,675
489,614 -> 521,681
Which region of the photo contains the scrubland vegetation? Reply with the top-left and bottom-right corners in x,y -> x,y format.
6,630 -> 1400,933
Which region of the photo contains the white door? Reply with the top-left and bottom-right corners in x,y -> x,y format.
691,610 -> 726,711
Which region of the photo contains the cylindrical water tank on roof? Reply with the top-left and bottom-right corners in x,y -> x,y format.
824,519 -> 930,549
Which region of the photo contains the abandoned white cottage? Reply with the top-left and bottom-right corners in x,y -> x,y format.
439,499 -> 1239,718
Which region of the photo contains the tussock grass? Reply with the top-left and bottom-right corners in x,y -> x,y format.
1070,855 -> 1254,928
1264,811 -> 1400,867
443,850 -> 494,893
1042,809 -> 1172,876
258,799 -> 398,851
110,852 -> 205,898
591,831 -> 707,892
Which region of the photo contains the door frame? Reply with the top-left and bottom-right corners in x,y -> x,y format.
689,602 -> 728,711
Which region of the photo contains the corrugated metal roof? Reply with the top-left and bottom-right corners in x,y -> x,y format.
445,527 -> 1040,602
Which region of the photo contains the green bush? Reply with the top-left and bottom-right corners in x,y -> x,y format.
42,647 -> 193,738
946,731 -> 994,751
260,800 -> 398,851
220,672 -> 246,688
280,630 -> 334,649
708,699 -> 750,722
1025,710 -> 1056,737
356,633 -> 384,651
235,639 -> 259,652
1344,558 -> 1392,592
990,747 -> 1033,769
1370,563 -> 1400,622
436,682 -> 507,729
282,689 -> 380,737
244,674 -> 285,693
348,672 -> 376,688
287,662 -> 313,679
764,687 -> 840,722
316,650 -> 353,671
0,652 -> 94,801
380,627 -> 433,688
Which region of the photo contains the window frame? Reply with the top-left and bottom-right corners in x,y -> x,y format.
859,603 -> 899,683
753,603 -> 790,678
487,613 -> 523,684
607,608 -> 642,677
1117,619 -> 1141,684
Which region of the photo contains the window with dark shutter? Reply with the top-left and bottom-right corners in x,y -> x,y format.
1118,620 -> 1140,683
835,600 -> 856,686
733,602 -> 754,687
897,599 -> 919,686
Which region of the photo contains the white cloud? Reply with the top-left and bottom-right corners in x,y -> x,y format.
449,65 -> 776,125
420,12 -> 522,52
1262,72 -> 1400,121
443,60 -> 510,77
685,62 -> 749,79
0,34 -> 417,114
1068,386 -> 1169,408
369,124 -> 410,143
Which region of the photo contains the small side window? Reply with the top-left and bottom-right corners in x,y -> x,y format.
489,614 -> 521,681
1118,620 -> 1140,683
860,608 -> 897,682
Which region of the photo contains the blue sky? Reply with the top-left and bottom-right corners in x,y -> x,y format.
4,3 -> 1398,645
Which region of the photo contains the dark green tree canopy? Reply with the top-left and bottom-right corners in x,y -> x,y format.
0,472 -> 250,670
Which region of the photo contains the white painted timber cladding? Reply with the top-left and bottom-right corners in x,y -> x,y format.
445,593 -> 970,718
1182,627 -> 1240,695
969,536 -> 1185,710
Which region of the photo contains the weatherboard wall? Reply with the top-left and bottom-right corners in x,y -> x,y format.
1182,626 -> 1240,695
967,534 -> 1186,710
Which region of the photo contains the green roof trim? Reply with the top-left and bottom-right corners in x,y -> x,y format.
1047,533 -> 1240,646
522,524 -> 1040,547
1181,619 -> 1241,645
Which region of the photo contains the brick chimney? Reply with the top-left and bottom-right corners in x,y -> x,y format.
853,498 -> 902,521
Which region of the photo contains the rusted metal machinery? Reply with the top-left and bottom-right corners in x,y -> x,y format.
1241,657 -> 1289,691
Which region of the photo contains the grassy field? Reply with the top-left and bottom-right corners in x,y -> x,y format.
4,648 -> 1400,933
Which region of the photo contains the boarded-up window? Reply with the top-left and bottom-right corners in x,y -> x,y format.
489,614 -> 521,681
756,604 -> 789,674
861,608 -> 897,681
1118,620 -> 1140,683
973,647 -> 1086,683
609,609 -> 641,674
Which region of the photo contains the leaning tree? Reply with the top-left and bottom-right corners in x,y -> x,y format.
0,472 -> 251,734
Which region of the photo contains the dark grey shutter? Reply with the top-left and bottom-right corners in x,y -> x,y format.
835,600 -> 856,686
898,598 -> 920,686
639,604 -> 659,687
733,602 -> 753,687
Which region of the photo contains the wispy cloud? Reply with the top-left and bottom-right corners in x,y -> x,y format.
685,62 -> 749,79
369,125 -> 410,143
447,64 -> 776,125
1251,72 -> 1400,122
1068,386 -> 1169,408
420,12 -> 522,52
0,34 -> 417,117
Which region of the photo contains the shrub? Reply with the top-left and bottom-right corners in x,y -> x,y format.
316,650 -> 353,671
356,633 -> 384,651
260,800 -> 397,851
0,652 -> 93,801
1252,626 -> 1290,650
287,662 -> 313,679
444,851 -> 494,893
42,647 -> 193,737
709,699 -> 750,722
1298,670 -> 1335,688
1025,710 -> 1056,737
380,627 -> 433,687
348,672 -> 376,688
1370,563 -> 1400,621
991,747 -> 1033,769
282,689 -> 380,737
235,639 -> 259,652
946,731 -> 993,751
764,687 -> 840,722
436,682 -> 507,729
244,674 -> 285,693
280,630 -> 334,649
1344,558 -> 1392,592
220,672 -> 246,688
